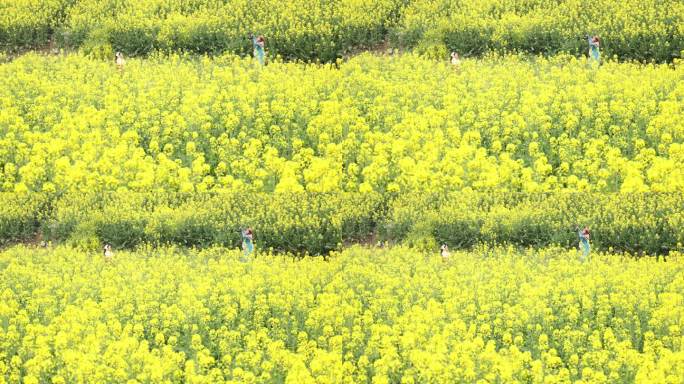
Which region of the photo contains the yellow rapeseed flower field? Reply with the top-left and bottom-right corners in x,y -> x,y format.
0,0 -> 684,384
1,245 -> 682,383
1,3 -> 682,382
1,53 -> 682,195
1,53 -> 682,254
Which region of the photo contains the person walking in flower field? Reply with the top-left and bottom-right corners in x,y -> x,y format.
586,35 -> 601,65
250,34 -> 266,66
576,225 -> 591,261
115,52 -> 125,71
450,52 -> 461,72
440,244 -> 450,262
241,228 -> 255,259
103,243 -> 114,262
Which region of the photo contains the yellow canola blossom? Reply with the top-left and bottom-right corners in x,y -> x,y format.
0,53 -> 682,195
1,245 -> 683,382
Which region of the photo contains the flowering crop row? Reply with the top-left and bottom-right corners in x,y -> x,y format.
1,0 -> 682,61
1,191 -> 682,255
1,245 -> 683,383
392,0 -> 684,62
383,191 -> 684,255
0,0 -> 71,50
2,0 -> 404,61
46,192 -> 384,255
0,193 -> 46,247
1,53 -> 682,196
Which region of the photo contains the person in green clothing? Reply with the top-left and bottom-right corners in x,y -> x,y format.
241,228 -> 254,259
576,225 -> 591,261
250,33 -> 265,66
587,35 -> 600,65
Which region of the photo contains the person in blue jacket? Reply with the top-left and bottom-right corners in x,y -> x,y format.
587,35 -> 601,64
250,34 -> 265,66
577,225 -> 591,261
241,228 -> 254,259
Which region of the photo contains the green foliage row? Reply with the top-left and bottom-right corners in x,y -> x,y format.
46,192 -> 384,254
0,193 -> 47,246
0,0 -> 72,50
392,0 -> 684,62
1,0 -> 682,62
383,191 -> 684,255
4,0 -> 405,61
1,191 -> 682,255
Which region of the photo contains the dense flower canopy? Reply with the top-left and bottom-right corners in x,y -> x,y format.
1,245 -> 683,383
1,53 -> 682,195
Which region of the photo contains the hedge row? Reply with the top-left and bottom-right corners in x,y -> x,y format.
0,0 -> 71,50
391,0 -> 684,63
382,191 -> 684,255
2,0 -> 682,62
1,192 -> 682,255
46,192 -> 385,254
0,193 -> 47,246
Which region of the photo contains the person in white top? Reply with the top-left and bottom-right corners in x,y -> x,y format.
103,243 -> 114,261
115,52 -> 125,71
450,52 -> 461,71
440,244 -> 450,262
